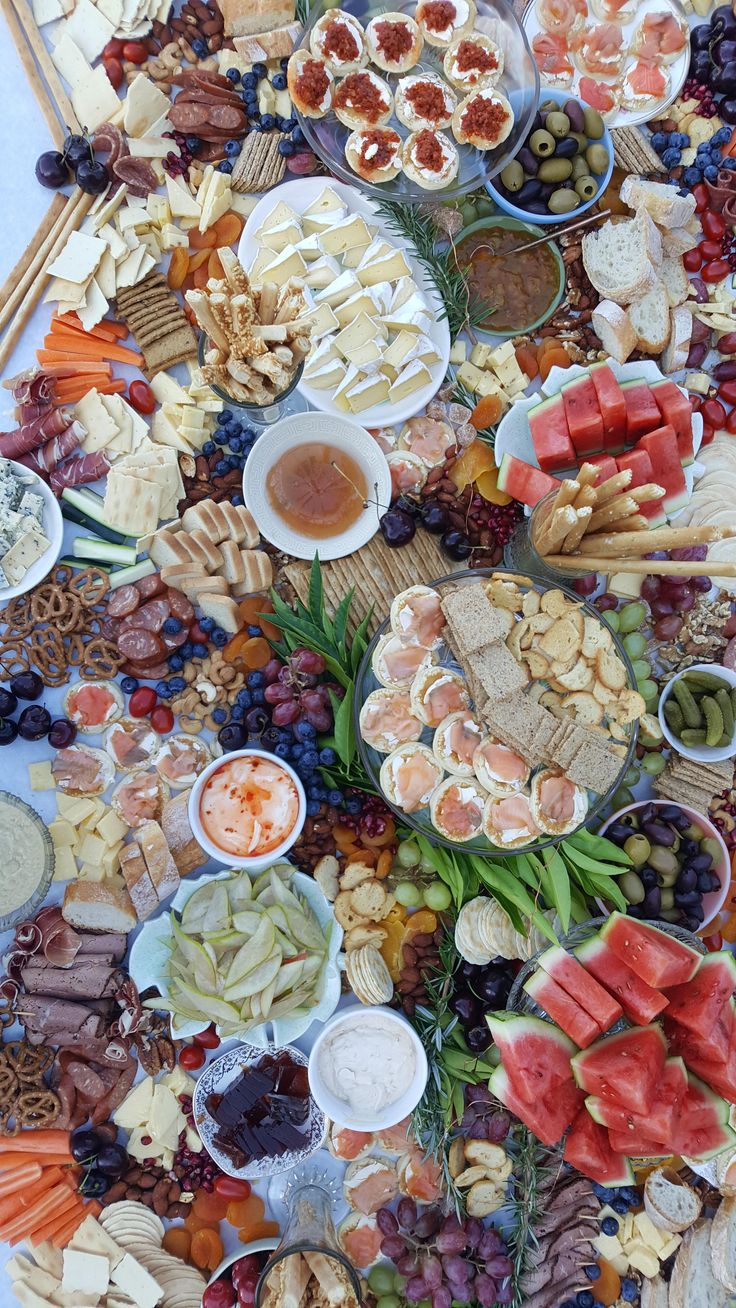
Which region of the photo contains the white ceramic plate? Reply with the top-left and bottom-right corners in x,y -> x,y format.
243,411 -> 392,561
238,176 -> 450,427
128,866 -> 343,1047
0,460 -> 64,605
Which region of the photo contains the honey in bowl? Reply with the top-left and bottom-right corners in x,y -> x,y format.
266,442 -> 368,539
455,225 -> 562,335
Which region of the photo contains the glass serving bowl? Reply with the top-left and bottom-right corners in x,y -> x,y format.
295,0 -> 540,201
504,488 -> 594,584
197,332 -> 308,427
0,793 -> 55,932
354,567 -> 638,857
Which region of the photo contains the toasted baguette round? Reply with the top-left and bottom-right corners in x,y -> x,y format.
402,128 -> 460,189
644,1167 -> 702,1234
287,50 -> 334,118
443,32 -> 503,90
345,127 -> 403,183
582,213 -> 659,304
333,68 -> 393,129
395,71 -> 456,130
416,0 -> 476,48
452,87 -> 514,149
365,12 -> 423,72
310,10 -> 367,74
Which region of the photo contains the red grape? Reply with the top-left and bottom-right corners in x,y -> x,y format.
475,1274 -> 499,1307
406,1276 -> 430,1302
271,701 -> 302,726
595,592 -> 618,611
381,1236 -> 407,1261
671,545 -> 708,562
202,1283 -> 236,1308
397,1255 -> 420,1277
397,1198 -> 418,1228
264,683 -> 295,704
237,1284 -> 255,1307
641,576 -> 660,604
262,659 -> 282,684
572,574 -> 597,595
232,1256 -> 260,1279
653,615 -> 683,640
651,597 -> 675,618
291,648 -> 326,676
692,575 -> 712,592
432,1289 -> 452,1308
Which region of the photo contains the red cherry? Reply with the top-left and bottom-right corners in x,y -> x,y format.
683,247 -> 703,272
128,686 -> 157,718
194,1025 -> 221,1049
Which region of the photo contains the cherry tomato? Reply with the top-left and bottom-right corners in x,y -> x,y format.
179,1044 -> 206,1071
718,332 -> 736,355
129,686 -> 157,717
103,37 -> 125,57
683,248 -> 702,272
104,57 -> 124,90
699,239 -> 724,261
704,931 -> 723,952
718,380 -> 736,407
701,422 -> 715,446
194,1024 -> 221,1049
214,1176 -> 252,1200
189,622 -> 209,644
701,398 -> 727,428
689,393 -> 703,413
122,40 -> 147,62
702,259 -> 731,283
701,210 -> 727,240
693,182 -> 710,213
151,704 -> 174,734
128,380 -> 155,414
727,408 -> 736,434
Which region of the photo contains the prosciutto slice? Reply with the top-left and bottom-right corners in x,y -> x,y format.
35,905 -> 82,967
19,421 -> 83,476
51,449 -> 109,494
0,406 -> 72,458
4,368 -> 56,410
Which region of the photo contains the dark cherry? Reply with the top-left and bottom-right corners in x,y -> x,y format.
35,150 -> 69,188
244,707 -> 268,734
48,717 -> 77,749
71,1127 -> 102,1161
0,719 -> 18,746
75,159 -> 110,194
441,529 -> 472,561
17,705 -> 52,741
80,1169 -> 108,1197
393,495 -> 420,519
10,671 -> 43,700
465,1024 -> 493,1053
0,690 -> 17,717
380,508 -> 415,548
95,1143 -> 129,1178
63,132 -> 93,169
451,993 -> 481,1026
420,501 -> 449,534
218,722 -> 248,751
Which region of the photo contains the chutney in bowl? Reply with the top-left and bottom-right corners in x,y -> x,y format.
454,216 -> 564,338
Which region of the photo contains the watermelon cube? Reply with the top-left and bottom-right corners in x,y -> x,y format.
671,1074 -> 736,1160
589,362 -> 627,453
523,969 -> 601,1048
586,1057 -> 688,1153
650,379 -> 694,465
587,453 -> 618,485
561,375 -> 604,458
600,912 -> 701,989
563,1106 -> 634,1186
489,1065 -> 583,1148
538,945 -> 623,1032
638,425 -> 689,518
496,453 -> 560,508
616,448 -> 666,528
663,953 -> 736,1036
528,394 -> 576,473
621,380 -> 662,442
666,1000 -> 735,1068
607,1127 -> 670,1157
575,935 -> 670,1026
571,1025 -> 668,1114
485,1012 -> 576,1106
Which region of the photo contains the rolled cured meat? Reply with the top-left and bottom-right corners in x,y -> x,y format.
50,449 -> 110,494
0,405 -> 72,458
18,421 -> 82,476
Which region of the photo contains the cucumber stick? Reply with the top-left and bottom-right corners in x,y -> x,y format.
61,487 -> 131,539
72,537 -> 137,566
107,558 -> 156,590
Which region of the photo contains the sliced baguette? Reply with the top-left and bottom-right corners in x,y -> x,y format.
235,504 -> 260,548
638,206 -> 664,267
662,225 -> 698,257
620,176 -> 697,229
218,502 -> 254,546
161,790 -> 206,877
62,882 -> 137,934
197,593 -> 242,633
670,1220 -> 730,1308
641,1276 -> 670,1308
711,1196 -> 736,1293
660,304 -> 692,374
237,549 -> 273,594
582,213 -> 658,304
148,531 -> 188,568
175,532 -> 223,571
591,301 -> 637,363
119,842 -> 159,921
218,539 -> 247,588
644,1167 -> 702,1234
137,819 -> 180,905
629,281 -> 672,354
660,256 -> 690,307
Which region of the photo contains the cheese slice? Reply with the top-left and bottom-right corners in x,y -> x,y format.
28,761 -> 55,791
334,311 -> 380,357
334,289 -> 384,329
358,248 -> 412,287
151,372 -> 193,406
261,219 -> 303,254
389,360 -> 431,403
347,372 -> 390,413
391,276 -> 420,310
103,470 -> 162,536
165,175 -> 200,220
62,1248 -> 109,1297
124,73 -> 170,137
111,1254 -> 162,1308
199,173 -> 231,232
47,230 -> 106,284
303,358 -> 345,390
314,270 -> 359,308
129,136 -> 177,158
258,244 -> 307,287
51,32 -> 92,87
320,215 -> 371,256
303,187 -> 345,216
160,223 -> 188,251
115,245 -> 148,288
76,278 -> 108,332
302,208 -> 349,237
71,65 -> 119,132
295,233 -> 324,263
49,818 -> 77,846
77,390 -> 119,451
304,255 -> 341,291
302,302 -> 338,341
59,0 -> 115,62
97,222 -> 128,260
257,200 -> 299,236
341,239 -> 373,270
100,394 -> 133,455
32,0 -> 64,24
90,185 -> 129,234
346,338 -> 384,369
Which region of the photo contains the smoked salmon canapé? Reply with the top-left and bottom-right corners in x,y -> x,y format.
483,791 -> 540,849
432,710 -> 483,777
379,743 -> 445,814
410,665 -> 471,728
577,74 -> 621,118
532,32 -> 574,87
51,745 -> 114,797
365,12 -> 424,73
571,22 -> 626,77
310,10 -> 368,74
105,717 -> 160,773
397,1147 -> 444,1202
194,752 -> 304,863
387,451 -> 429,498
344,1156 -> 401,1214
63,679 -> 123,733
390,585 -> 446,650
111,770 -> 168,828
328,1123 -> 374,1160
287,50 -> 334,118
621,58 -> 670,111
632,10 -> 687,63
371,633 -> 436,689
472,735 -> 531,797
535,0 -> 586,35
394,75 -> 457,133
359,688 -> 423,754
430,776 -> 488,843
398,417 -> 456,464
415,0 -> 476,49
154,734 -> 211,790
443,33 -> 504,91
591,0 -> 642,24
530,768 -> 588,836
339,1213 -> 383,1268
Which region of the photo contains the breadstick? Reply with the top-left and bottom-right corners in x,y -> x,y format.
551,479 -> 580,511
573,485 -> 597,511
578,524 -> 736,555
534,505 -> 578,556
561,506 -> 592,553
3,0 -> 65,147
629,483 -> 666,505
576,462 -> 599,489
596,514 -> 649,534
0,194 -> 67,333
587,495 -> 638,534
546,555 -> 736,578
592,469 -> 633,506
9,0 -> 81,132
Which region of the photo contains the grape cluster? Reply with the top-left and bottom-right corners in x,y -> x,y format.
264,647 -> 337,731
376,1200 -> 513,1307
640,548 -> 711,642
450,963 -> 515,1055
688,6 -> 736,125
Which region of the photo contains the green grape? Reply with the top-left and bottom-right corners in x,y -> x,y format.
637,678 -> 658,701
396,839 -> 420,868
641,751 -> 666,776
623,765 -> 640,788
611,785 -> 634,809
632,658 -> 652,681
376,1296 -> 401,1308
622,631 -> 647,659
419,855 -> 436,874
368,1267 -> 396,1295
395,880 -> 422,907
476,196 -> 495,216
602,609 -> 620,631
423,881 -> 452,911
618,602 -> 647,633
393,1275 -> 406,1294
461,202 -> 476,226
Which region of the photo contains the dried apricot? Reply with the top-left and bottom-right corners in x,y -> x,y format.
188,248 -> 211,271
184,1211 -> 218,1234
451,440 -> 495,489
376,850 -> 392,879
515,344 -> 538,379
191,1227 -> 224,1271
212,211 -> 244,246
238,1220 -> 279,1242
241,636 -> 271,669
163,1228 -> 192,1260
193,263 -> 209,290
536,335 -> 564,358
539,348 -> 571,381
237,596 -> 280,642
192,1190 -> 229,1222
226,1194 -> 264,1228
189,227 -> 217,250
346,848 -> 377,866
592,1261 -> 621,1306
362,817 -> 395,848
469,392 -> 503,430
167,247 -> 189,290
405,909 -> 437,938
476,467 -> 512,507
222,631 -> 250,663
208,250 -> 224,280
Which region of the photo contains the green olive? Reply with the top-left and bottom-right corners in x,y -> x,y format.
539,99 -> 559,115
548,187 -> 579,214
500,160 -> 525,192
624,833 -> 651,866
545,110 -> 571,139
660,908 -> 681,923
620,871 -> 645,905
583,106 -> 605,139
569,131 -> 588,154
586,142 -> 609,174
657,871 -> 679,890
571,156 -> 589,180
575,174 -> 599,200
530,128 -> 555,157
538,157 -> 573,182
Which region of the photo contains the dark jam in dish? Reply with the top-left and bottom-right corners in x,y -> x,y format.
206,1050 -> 311,1167
454,226 -> 562,334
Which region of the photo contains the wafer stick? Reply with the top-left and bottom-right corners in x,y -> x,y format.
535,505 -> 578,555
578,524 -> 736,555
2,0 -> 65,147
8,0 -> 81,133
561,506 -> 592,553
593,469 -> 633,505
546,555 -> 736,578
0,194 -> 67,334
587,495 -> 638,533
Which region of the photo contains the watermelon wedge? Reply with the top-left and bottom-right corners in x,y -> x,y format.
671,1073 -> 736,1160
495,453 -> 560,508
600,913 -> 701,989
616,448 -> 666,528
528,394 -> 576,473
585,1057 -> 687,1152
667,1023 -> 736,1104
523,970 -> 600,1048
607,1127 -> 670,1157
563,1106 -> 634,1186
589,362 -> 627,453
587,453 -> 618,484
489,1065 -> 583,1147
561,375 -> 604,458
575,936 -> 669,1026
650,379 -> 694,465
663,953 -> 736,1036
620,379 -> 662,441
538,945 -> 623,1032
665,1000 -> 735,1067
638,424 -> 688,517
571,1025 -> 668,1114
485,1012 -> 576,1106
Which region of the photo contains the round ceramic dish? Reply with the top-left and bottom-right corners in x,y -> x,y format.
485,87 -> 614,225
355,567 -> 639,856
242,411 -> 392,562
294,0 -> 540,200
0,461 -> 64,605
0,793 -> 55,932
188,749 -> 306,870
453,214 -> 565,337
194,1043 -> 326,1181
207,1240 -> 279,1292
308,1005 -> 428,1131
659,662 -> 736,765
599,799 -> 731,933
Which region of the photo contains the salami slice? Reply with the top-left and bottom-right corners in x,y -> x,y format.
100,618 -> 122,642
117,629 -> 166,665
207,104 -> 247,130
133,598 -> 170,632
169,102 -> 210,129
167,589 -> 195,623
135,573 -> 167,600
113,157 -> 158,197
107,584 -> 141,618
120,660 -> 170,680
162,627 -> 188,650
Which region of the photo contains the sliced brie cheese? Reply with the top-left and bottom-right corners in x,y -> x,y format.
358,248 -> 412,286
304,255 -> 342,290
389,360 -> 431,402
261,219 -> 303,253
320,215 -> 371,256
303,187 -> 345,215
313,270 -> 360,308
347,373 -> 390,412
334,311 -> 382,357
302,207 -> 348,237
333,289 -> 381,328
258,244 -> 307,286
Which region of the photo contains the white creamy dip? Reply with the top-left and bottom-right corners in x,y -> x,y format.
318,1016 -> 417,1119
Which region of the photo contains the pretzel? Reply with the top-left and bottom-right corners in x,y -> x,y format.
79,638 -> 124,680
0,1065 -> 18,1105
31,584 -> 71,625
65,633 -> 86,666
30,630 -> 68,687
70,567 -> 109,607
3,596 -> 32,635
6,1039 -> 53,1082
14,1088 -> 60,1129
0,641 -> 30,678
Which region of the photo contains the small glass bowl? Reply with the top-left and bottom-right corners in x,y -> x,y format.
197,332 -> 306,427
504,488 -> 594,584
0,793 -> 55,932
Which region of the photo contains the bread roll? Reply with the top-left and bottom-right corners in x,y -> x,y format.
452,87 -> 514,148
365,13 -> 423,72
395,72 -> 456,130
346,127 -> 403,183
287,50 -> 334,118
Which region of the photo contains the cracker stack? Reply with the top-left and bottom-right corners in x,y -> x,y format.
116,273 -> 197,378
345,944 -> 393,1005
654,752 -> 733,812
231,131 -> 286,193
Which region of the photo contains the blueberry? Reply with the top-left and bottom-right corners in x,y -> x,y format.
226,67 -> 240,82
191,643 -> 208,659
218,409 -> 232,424
301,750 -> 319,769
272,72 -> 287,90
710,148 -> 722,163
192,37 -> 208,56
185,136 -> 201,153
211,707 -> 228,724
247,671 -> 265,688
704,164 -> 720,181
296,721 -> 316,741
252,62 -> 267,78
169,676 -> 187,693
661,147 -> 681,167
245,93 -> 259,110
121,676 -> 139,694
612,1196 -> 630,1215
713,125 -> 732,145
621,1187 -> 640,1206
583,1266 -> 600,1280
229,436 -> 243,453
601,1215 -> 619,1236
676,132 -> 690,147
292,125 -> 306,146
180,642 -> 193,661
168,654 -> 184,671
231,493 -> 245,507
225,455 -> 239,470
345,797 -> 362,815
214,429 -> 229,445
560,1302 -> 576,1308
247,625 -> 262,636
291,743 -> 304,758
651,131 -> 667,152
162,617 -> 183,635
212,628 -> 228,648
275,742 -> 291,758
261,113 -> 276,130
576,1294 -> 594,1308
242,72 -> 257,90
306,800 -> 321,817
683,166 -> 703,186
237,690 -> 252,708
218,160 -> 233,174
224,139 -> 242,156
328,789 -> 343,806
278,139 -> 295,156
319,747 -> 337,765
242,426 -> 255,441
252,689 -> 265,705
725,157 -> 736,169
202,439 -> 216,456
283,117 -> 297,133
620,1279 -> 637,1302
155,680 -> 173,698
230,705 -> 245,721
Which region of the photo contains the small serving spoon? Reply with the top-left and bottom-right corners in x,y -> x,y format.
467,207 -> 612,261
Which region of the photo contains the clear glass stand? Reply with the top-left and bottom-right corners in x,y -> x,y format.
256,1163 -> 362,1307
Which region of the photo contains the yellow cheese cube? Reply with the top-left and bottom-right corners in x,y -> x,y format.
28,762 -> 54,791
608,572 -> 644,599
456,361 -> 484,392
470,343 -> 491,368
102,845 -> 123,876
53,846 -> 78,882
97,810 -> 129,847
594,1233 -> 623,1261
50,819 -> 77,847
626,1242 -> 660,1278
78,862 -> 105,883
449,340 -> 466,365
77,832 -> 107,866
81,798 -> 106,828
57,795 -> 96,824
633,1213 -> 665,1253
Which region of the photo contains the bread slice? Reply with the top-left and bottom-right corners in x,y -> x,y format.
660,304 -> 692,374
641,1276 -> 670,1308
660,255 -> 690,307
137,819 -> 180,904
168,573 -> 229,601
62,882 -> 137,934
591,301 -> 637,364
711,1196 -> 736,1293
218,539 -> 247,588
235,504 -> 260,548
119,842 -> 159,921
621,176 -> 697,229
237,549 -> 273,594
670,1220 -> 730,1308
644,1167 -> 702,1234
218,502 -> 254,546
173,531 -> 222,572
148,531 -> 190,568
197,593 -> 242,633
582,213 -> 658,304
662,225 -> 698,257
180,500 -> 227,543
629,281 -> 672,354
161,790 -> 206,877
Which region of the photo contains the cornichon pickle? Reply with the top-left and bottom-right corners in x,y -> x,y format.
716,687 -> 734,739
671,679 -> 702,729
575,175 -> 598,200
585,142 -> 609,174
663,700 -> 684,734
680,729 -> 707,746
548,188 -> 579,213
703,695 -> 724,747
530,129 -> 555,157
538,157 -> 573,182
500,160 -> 524,191
583,106 -> 605,139
683,669 -> 730,691
545,110 -> 571,138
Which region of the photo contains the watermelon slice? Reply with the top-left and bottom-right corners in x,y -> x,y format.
575,936 -> 669,1026
587,453 -> 618,485
485,1012 -> 575,1106
638,425 -> 688,518
585,1057 -> 688,1152
671,1073 -> 736,1160
528,394 -> 576,473
563,1106 -> 634,1186
600,912 -> 701,989
495,453 -> 560,508
663,953 -> 736,1036
538,945 -> 623,1032
620,379 -> 662,441
616,448 -> 666,528
489,1065 -> 583,1147
667,1018 -> 736,1103
561,375 -> 604,458
589,362 -> 627,453
650,379 -> 694,465
665,1000 -> 735,1067
523,970 -> 600,1048
571,1025 -> 668,1114
607,1127 -> 670,1157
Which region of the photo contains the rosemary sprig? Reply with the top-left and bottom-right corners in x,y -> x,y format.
506,1129 -> 560,1308
295,0 -> 312,25
374,198 -> 493,339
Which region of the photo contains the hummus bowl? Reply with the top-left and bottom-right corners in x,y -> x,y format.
308,1005 -> 428,1132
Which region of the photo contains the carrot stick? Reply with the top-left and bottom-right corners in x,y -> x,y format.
54,314 -> 129,340
24,1191 -> 80,1239
40,361 -> 113,378
86,1200 -> 102,1219
20,1200 -> 84,1248
0,1182 -> 74,1241
0,1131 -> 71,1155
51,314 -> 126,343
49,1207 -> 87,1248
42,333 -> 143,366
0,1162 -> 43,1196
0,1167 -> 65,1223
0,1152 -> 71,1171
55,376 -> 117,402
